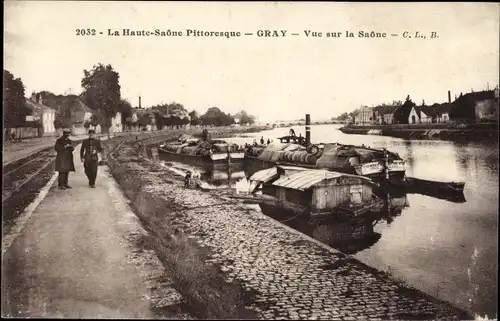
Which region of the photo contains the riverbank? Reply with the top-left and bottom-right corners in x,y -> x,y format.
117,125 -> 271,140
102,137 -> 473,320
339,124 -> 498,141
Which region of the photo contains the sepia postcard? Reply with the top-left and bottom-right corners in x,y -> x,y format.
3,1 -> 499,320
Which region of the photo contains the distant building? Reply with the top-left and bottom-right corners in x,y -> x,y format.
353,106 -> 374,125
393,102 -> 415,124
25,94 -> 57,135
450,89 -> 499,122
407,106 -> 423,124
372,105 -> 400,124
110,112 -> 123,133
419,103 -> 453,123
55,96 -> 93,135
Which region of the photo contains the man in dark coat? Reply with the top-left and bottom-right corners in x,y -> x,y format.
202,128 -> 209,141
184,171 -> 192,188
80,129 -> 103,188
55,128 -> 75,189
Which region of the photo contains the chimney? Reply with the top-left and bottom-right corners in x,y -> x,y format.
448,90 -> 451,103
139,96 -> 142,108
31,92 -> 37,101
305,114 -> 311,146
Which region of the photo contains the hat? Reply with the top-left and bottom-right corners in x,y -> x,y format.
63,128 -> 71,133
88,129 -> 95,134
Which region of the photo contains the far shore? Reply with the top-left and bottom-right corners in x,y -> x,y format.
339,123 -> 498,142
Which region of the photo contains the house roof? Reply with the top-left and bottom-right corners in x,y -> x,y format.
412,105 -> 422,118
272,169 -> 372,191
249,166 -> 309,183
57,97 -> 94,123
460,90 -> 495,103
75,98 -> 93,113
373,105 -> 399,115
250,166 -> 373,191
58,96 -> 92,113
25,98 -> 55,115
420,103 -> 453,117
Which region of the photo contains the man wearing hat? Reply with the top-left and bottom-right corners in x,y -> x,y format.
54,128 -> 75,189
80,129 -> 103,188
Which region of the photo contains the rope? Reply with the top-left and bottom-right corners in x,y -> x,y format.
279,205 -> 309,223
185,201 -> 237,210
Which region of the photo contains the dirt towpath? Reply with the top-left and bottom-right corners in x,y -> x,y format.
1,144 -> 186,318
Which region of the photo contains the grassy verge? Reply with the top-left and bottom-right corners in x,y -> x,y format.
103,141 -> 258,319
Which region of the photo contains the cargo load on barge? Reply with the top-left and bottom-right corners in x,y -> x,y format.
158,134 -> 245,167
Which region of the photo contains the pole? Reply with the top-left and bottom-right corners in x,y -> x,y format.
305,114 -> 311,146
383,148 -> 389,180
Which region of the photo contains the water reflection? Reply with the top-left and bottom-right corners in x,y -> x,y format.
255,189 -> 410,255
200,168 -> 246,187
158,155 -> 247,190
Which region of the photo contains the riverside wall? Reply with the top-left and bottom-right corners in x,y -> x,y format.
340,124 -> 498,141
101,135 -> 474,320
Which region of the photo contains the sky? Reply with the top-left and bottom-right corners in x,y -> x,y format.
4,1 -> 499,122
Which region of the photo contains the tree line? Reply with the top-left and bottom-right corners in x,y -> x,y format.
4,64 -> 256,133
130,105 -> 256,131
4,70 -> 32,128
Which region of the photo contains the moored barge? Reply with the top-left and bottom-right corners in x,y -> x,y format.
246,166 -> 384,220
244,114 -> 405,183
244,138 -> 406,182
159,134 -> 245,167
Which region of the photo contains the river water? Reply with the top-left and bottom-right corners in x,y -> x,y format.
161,124 -> 498,317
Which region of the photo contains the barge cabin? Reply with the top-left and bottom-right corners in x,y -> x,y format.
249,166 -> 383,220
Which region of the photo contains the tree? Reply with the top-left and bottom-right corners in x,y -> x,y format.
200,107 -> 235,126
53,119 -> 64,129
81,63 -> 121,131
138,113 -> 152,129
124,116 -> 134,131
236,110 -> 256,125
153,112 -> 165,130
4,70 -> 30,128
90,113 -> 104,127
151,102 -> 190,129
336,112 -> 349,121
118,99 -> 133,125
189,110 -> 201,126
394,95 -> 416,124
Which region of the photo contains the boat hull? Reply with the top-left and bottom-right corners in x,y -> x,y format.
391,177 -> 466,201
354,160 -> 405,177
243,156 -> 405,183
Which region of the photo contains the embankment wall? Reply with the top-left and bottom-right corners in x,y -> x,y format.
340,124 -> 498,141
